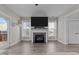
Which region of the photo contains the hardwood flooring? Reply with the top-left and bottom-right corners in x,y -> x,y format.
2,41 -> 79,55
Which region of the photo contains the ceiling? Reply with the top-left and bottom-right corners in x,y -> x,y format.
4,4 -> 79,17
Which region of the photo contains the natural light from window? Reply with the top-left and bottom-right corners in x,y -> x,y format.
0,18 -> 7,31
49,22 -> 55,29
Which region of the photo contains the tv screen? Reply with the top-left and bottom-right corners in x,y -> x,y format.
31,17 -> 48,27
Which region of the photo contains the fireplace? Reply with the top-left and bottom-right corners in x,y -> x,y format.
31,28 -> 48,43
33,33 -> 46,43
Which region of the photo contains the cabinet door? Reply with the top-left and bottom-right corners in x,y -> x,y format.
69,20 -> 79,44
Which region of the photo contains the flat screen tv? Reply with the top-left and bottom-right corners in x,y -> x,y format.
31,17 -> 48,27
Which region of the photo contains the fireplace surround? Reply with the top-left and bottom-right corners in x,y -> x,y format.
31,28 -> 48,43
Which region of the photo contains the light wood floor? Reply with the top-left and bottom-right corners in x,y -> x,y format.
2,41 -> 79,55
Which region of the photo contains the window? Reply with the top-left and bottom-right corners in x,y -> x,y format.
49,22 -> 55,29
0,18 -> 7,31
0,18 -> 7,42
22,20 -> 30,39
48,21 -> 56,39
22,22 -> 30,29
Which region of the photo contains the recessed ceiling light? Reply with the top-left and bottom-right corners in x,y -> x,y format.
35,4 -> 39,6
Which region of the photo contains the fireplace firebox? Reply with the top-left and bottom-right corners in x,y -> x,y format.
33,33 -> 46,43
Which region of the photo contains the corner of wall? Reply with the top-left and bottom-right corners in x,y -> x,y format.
58,39 -> 68,45
9,39 -> 21,47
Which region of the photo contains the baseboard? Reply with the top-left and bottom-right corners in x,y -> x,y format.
21,40 -> 31,42
58,40 -> 68,45
9,40 -> 21,48
0,50 -> 7,54
48,40 -> 57,42
0,40 -> 21,49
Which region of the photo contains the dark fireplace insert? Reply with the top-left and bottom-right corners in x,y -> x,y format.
33,33 -> 46,43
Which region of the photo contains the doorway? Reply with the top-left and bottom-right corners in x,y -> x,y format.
0,17 -> 8,50
69,20 -> 79,44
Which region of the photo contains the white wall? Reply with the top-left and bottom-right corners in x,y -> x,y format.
9,18 -> 20,47
58,17 -> 68,44
58,12 -> 79,44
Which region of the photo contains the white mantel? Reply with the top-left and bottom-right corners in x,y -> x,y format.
31,28 -> 48,43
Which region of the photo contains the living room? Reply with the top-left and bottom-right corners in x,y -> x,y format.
0,4 -> 79,55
